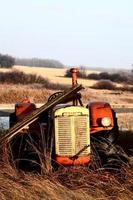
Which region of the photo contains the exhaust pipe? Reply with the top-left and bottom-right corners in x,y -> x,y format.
70,68 -> 79,87
70,68 -> 79,105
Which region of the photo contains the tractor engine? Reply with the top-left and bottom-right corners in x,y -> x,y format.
53,106 -> 90,166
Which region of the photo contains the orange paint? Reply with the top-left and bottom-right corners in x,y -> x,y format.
88,102 -> 114,134
15,99 -> 36,120
56,156 -> 90,166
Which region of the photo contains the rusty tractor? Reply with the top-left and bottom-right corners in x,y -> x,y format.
0,68 -> 128,172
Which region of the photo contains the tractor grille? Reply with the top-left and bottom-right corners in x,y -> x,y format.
74,116 -> 89,156
55,113 -> 90,157
57,117 -> 72,156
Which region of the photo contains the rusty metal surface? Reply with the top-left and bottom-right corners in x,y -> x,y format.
0,84 -> 83,145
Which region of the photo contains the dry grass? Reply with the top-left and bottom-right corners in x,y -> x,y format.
0,84 -> 54,104
81,88 -> 133,106
0,83 -> 132,105
117,113 -> 133,130
0,164 -> 132,200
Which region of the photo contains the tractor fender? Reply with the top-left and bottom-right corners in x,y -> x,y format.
87,102 -> 115,134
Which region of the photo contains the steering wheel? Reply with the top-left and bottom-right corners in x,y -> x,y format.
48,92 -> 63,102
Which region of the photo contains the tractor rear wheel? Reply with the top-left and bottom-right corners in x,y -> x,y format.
90,135 -> 129,171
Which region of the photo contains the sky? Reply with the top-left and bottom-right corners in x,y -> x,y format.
0,0 -> 133,69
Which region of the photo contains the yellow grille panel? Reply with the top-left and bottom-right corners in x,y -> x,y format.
54,106 -> 90,157
74,116 -> 89,156
57,117 -> 73,156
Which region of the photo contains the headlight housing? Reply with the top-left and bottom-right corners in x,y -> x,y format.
101,117 -> 111,127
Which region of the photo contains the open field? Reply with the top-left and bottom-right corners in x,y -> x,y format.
2,65 -> 100,87
14,65 -> 125,87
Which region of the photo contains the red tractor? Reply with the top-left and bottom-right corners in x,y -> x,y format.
2,68 -> 127,172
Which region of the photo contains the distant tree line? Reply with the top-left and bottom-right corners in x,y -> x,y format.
15,58 -> 64,68
0,53 -> 65,69
0,54 -> 15,68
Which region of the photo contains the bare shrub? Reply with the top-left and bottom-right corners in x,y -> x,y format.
88,72 -> 133,85
91,80 -> 116,90
110,73 -> 129,83
87,73 -> 100,80
0,70 -> 68,91
0,70 -> 49,84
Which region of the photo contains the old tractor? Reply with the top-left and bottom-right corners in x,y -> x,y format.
0,68 -> 127,172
